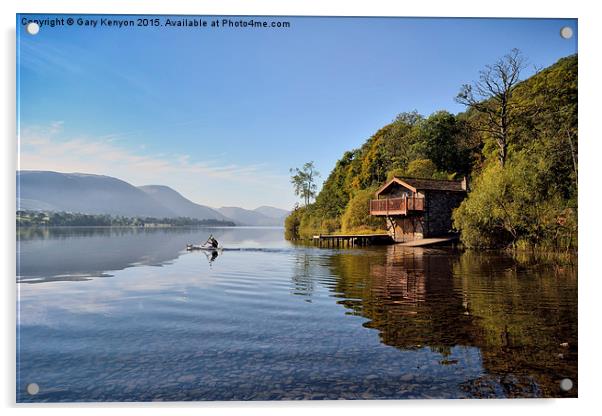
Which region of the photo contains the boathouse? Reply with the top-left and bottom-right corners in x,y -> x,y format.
369,177 -> 467,243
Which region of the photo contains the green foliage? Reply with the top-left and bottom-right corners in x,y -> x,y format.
453,152 -> 576,249
284,204 -> 342,239
285,53 -> 577,250
284,110 -> 464,239
405,159 -> 437,178
454,54 -> 577,249
284,205 -> 306,240
413,111 -> 472,174
341,188 -> 386,233
313,151 -> 355,219
321,218 -> 341,234
453,164 -> 516,247
386,167 -> 405,181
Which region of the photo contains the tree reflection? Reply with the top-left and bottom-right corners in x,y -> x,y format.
452,251 -> 577,397
327,246 -> 577,398
329,247 -> 483,352
291,251 -> 316,300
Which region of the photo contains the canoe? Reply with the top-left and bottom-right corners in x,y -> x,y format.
186,244 -> 220,251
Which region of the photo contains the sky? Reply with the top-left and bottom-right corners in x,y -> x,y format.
17,15 -> 577,210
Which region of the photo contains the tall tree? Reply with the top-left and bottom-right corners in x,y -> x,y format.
290,161 -> 320,206
414,111 -> 469,174
456,48 -> 526,166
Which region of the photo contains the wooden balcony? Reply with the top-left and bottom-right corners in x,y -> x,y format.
370,197 -> 425,216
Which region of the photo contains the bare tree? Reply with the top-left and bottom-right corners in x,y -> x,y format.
456,49 -> 527,166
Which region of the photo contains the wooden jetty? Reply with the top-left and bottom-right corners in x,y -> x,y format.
313,233 -> 393,247
313,234 -> 458,248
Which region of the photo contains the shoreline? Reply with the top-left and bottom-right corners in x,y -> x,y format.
16,225 -> 285,229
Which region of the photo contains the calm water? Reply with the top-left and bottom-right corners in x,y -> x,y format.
16,227 -> 577,401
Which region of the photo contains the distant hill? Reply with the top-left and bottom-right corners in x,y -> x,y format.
138,185 -> 227,221
217,206 -> 285,226
253,206 -> 289,221
17,170 -> 288,226
17,171 -> 177,218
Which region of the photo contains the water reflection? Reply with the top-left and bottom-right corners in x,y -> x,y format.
331,247 -> 481,349
17,227 -> 287,282
202,249 -> 220,265
453,251 -> 577,397
16,228 -> 576,401
327,245 -> 577,397
291,251 -> 317,300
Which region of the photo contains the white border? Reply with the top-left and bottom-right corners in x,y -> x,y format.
2,1 -> 600,415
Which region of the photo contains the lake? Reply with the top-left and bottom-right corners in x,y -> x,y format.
16,227 -> 577,401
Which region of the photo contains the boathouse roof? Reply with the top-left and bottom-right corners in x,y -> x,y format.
375,177 -> 467,196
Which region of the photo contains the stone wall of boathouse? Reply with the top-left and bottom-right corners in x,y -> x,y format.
384,190 -> 466,242
386,214 -> 425,243
423,191 -> 466,237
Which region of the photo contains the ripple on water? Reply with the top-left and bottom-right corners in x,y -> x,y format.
17,228 -> 577,401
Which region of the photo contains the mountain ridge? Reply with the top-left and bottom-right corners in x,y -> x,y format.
17,170 -> 288,226
138,185 -> 227,221
17,171 -> 177,218
217,206 -> 286,227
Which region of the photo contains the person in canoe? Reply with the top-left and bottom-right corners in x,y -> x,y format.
206,234 -> 219,249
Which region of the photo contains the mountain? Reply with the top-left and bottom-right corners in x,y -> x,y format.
17,170 -> 287,225
17,171 -> 177,218
138,185 -> 227,221
253,206 -> 289,221
217,207 -> 284,226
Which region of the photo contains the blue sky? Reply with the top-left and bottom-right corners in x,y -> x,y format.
17,15 -> 577,210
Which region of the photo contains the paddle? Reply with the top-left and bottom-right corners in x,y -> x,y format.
202,235 -> 213,248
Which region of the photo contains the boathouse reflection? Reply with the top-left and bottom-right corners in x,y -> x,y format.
327,246 -> 577,397
329,246 -> 483,352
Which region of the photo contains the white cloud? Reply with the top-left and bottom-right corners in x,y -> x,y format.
18,123 -> 294,209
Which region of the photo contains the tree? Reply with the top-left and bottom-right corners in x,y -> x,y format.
452,154 -> 576,249
290,161 -> 320,206
513,55 -> 577,187
415,111 -> 470,174
284,204 -> 305,240
341,188 -> 386,233
456,48 -> 526,166
405,159 -> 437,178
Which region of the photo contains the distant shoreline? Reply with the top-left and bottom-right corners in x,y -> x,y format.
16,210 -> 236,228
16,225 -> 285,229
